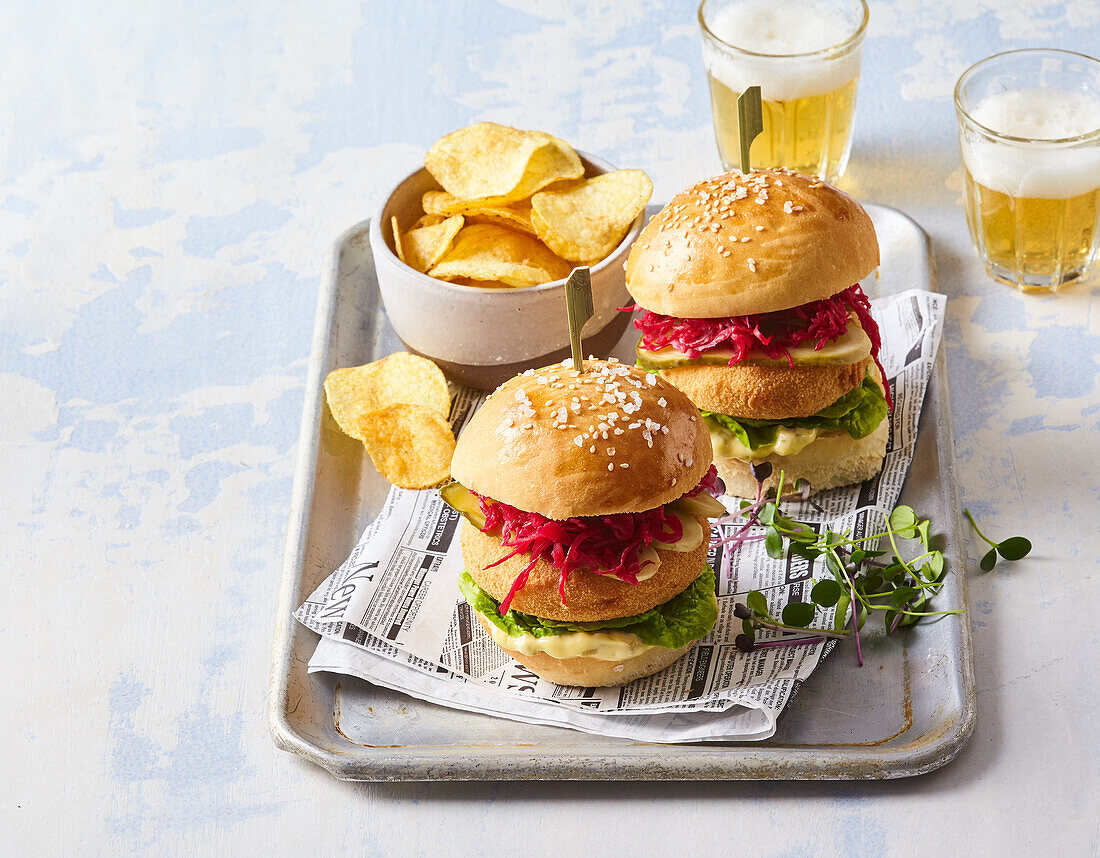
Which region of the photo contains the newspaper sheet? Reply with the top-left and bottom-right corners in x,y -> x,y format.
295,289 -> 946,742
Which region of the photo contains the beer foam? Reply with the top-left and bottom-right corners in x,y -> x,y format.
971,88 -> 1100,140
702,0 -> 862,101
963,89 -> 1100,198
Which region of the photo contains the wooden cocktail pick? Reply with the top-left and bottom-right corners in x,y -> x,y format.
564,267 -> 594,372
737,85 -> 763,173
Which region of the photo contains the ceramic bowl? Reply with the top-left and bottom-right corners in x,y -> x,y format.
368,152 -> 641,390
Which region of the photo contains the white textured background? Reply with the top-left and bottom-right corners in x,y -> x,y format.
2,1 -> 1098,854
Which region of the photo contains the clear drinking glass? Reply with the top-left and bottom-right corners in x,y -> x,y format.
955,49 -> 1100,292
698,0 -> 868,183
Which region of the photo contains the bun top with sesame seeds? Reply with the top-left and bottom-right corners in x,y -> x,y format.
625,169 -> 879,318
449,358 -> 712,519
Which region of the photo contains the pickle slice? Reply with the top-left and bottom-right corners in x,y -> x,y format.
669,491 -> 726,519
439,481 -> 486,530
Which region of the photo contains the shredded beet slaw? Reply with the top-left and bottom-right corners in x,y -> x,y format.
477,465 -> 720,615
628,284 -> 892,409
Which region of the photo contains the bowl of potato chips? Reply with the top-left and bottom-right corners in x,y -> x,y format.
370,122 -> 652,390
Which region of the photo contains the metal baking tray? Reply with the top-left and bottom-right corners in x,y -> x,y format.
268,205 -> 974,781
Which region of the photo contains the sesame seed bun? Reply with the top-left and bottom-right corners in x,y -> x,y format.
474,613 -> 701,687
450,358 -> 712,519
660,357 -> 871,421
461,518 -> 710,622
625,170 -> 879,318
715,419 -> 889,499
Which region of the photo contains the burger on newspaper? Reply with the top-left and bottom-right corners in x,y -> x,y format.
440,358 -> 726,687
625,169 -> 891,497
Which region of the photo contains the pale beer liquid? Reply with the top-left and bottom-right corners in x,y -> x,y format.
962,168 -> 1100,287
700,0 -> 864,182
707,75 -> 858,180
960,87 -> 1100,289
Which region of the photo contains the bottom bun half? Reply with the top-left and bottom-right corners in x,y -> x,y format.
475,614 -> 703,688
716,419 -> 888,499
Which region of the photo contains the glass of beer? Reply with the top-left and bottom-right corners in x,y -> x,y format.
955,50 -> 1100,292
698,0 -> 868,183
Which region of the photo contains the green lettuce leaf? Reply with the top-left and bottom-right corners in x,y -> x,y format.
460,565 -> 718,650
702,373 -> 887,451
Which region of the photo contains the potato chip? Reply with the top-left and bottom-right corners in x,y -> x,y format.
421,190 -> 463,216
401,214 -> 464,273
324,352 -> 451,441
356,404 -> 455,489
412,213 -> 446,229
422,191 -> 536,235
530,169 -> 653,263
390,215 -> 406,263
424,122 -> 583,205
428,223 -> 572,288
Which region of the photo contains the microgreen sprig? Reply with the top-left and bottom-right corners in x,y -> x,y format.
724,464 -> 962,666
964,508 -> 1032,571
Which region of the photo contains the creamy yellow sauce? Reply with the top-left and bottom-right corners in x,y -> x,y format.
482,612 -> 655,660
705,417 -> 819,461
653,511 -> 704,553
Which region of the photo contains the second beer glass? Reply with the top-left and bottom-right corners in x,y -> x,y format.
698,0 -> 868,183
955,50 -> 1100,292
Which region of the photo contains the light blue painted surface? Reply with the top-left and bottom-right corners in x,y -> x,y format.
2,1 -> 1097,854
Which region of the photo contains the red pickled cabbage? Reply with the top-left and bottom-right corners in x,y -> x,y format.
477,465 -> 720,615
628,284 -> 892,409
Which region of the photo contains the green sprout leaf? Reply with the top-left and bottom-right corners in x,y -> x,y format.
764,526 -> 783,559
890,585 -> 918,609
746,590 -> 769,618
921,551 -> 945,582
889,505 -> 918,538
834,592 -> 851,632
811,579 -> 842,607
980,546 -> 998,572
863,571 -> 884,594
782,602 -> 816,627
787,526 -> 817,544
997,536 -> 1032,561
